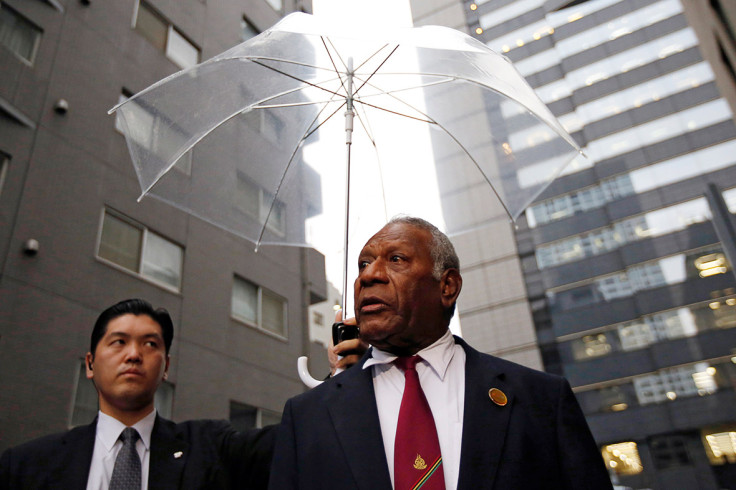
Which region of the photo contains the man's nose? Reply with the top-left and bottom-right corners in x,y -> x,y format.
360,259 -> 388,285
124,343 -> 143,362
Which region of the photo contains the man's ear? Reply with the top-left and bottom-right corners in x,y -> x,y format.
162,355 -> 170,380
440,268 -> 462,308
85,352 -> 94,380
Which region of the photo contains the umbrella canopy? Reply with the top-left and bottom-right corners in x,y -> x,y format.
111,12 -> 580,296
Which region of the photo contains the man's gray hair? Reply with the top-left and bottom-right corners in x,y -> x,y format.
387,216 -> 459,279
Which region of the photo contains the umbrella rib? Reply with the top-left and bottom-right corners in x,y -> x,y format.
254,99 -> 334,250
321,37 -> 350,100
251,59 -> 347,100
353,99 -> 435,124
372,83 -> 516,219
351,76 -> 455,100
352,45 -> 400,98
303,100 -> 347,141
351,105 -> 389,220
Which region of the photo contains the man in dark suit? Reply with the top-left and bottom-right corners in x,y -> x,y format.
0,299 -> 274,489
269,216 -> 613,490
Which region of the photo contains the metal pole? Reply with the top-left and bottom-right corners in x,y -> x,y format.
704,182 -> 736,282
341,57 -> 355,314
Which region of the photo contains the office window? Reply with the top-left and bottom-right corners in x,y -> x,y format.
633,362 -> 716,406
571,333 -> 612,360
134,1 -> 199,69
232,276 -> 287,337
528,142 -> 736,228
230,401 -> 281,430
703,428 -> 736,465
535,197 -> 712,269
71,360 -> 174,427
313,311 -> 324,326
601,442 -> 643,476
241,16 -> 259,42
548,245 -> 730,312
650,435 -> 691,469
0,3 -> 42,64
235,174 -> 286,236
97,209 -> 183,291
115,91 -> 193,175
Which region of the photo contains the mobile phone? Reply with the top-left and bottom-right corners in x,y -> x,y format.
332,321 -> 359,346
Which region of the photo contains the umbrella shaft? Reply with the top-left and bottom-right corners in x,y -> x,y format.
342,57 -> 354,312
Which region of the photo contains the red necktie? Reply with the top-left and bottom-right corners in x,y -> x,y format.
394,356 -> 445,490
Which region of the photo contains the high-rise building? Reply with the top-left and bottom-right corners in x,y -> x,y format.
0,0 -> 328,450
413,0 -> 736,487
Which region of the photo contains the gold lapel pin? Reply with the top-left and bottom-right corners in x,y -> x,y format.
489,388 -> 508,406
173,451 -> 183,459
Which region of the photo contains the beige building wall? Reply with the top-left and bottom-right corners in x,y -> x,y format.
408,0 -> 543,370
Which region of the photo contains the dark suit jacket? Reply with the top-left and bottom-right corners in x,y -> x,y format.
0,415 -> 275,490
269,337 -> 613,490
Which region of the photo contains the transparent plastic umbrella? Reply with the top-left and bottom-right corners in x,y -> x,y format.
110,12 -> 581,310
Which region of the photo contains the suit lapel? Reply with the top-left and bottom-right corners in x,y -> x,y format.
455,338 -> 514,490
148,415 -> 189,490
327,353 -> 392,490
55,421 -> 97,489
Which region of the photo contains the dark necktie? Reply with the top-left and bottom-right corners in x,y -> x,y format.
109,427 -> 141,490
394,356 -> 445,490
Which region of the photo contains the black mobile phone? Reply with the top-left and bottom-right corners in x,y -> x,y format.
332,321 -> 359,346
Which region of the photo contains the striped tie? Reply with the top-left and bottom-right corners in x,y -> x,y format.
394,356 -> 445,490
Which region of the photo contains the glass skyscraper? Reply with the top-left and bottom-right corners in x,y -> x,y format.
414,0 -> 736,487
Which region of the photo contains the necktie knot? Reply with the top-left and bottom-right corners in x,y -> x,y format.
120,427 -> 140,445
395,355 -> 421,372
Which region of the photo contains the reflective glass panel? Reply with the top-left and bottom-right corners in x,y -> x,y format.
140,231 -> 183,289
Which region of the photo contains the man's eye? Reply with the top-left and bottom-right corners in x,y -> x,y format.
390,255 -> 402,262
358,260 -> 370,269
111,339 -> 125,345
145,341 -> 158,348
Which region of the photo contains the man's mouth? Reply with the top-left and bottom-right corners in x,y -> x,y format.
359,297 -> 389,313
120,368 -> 144,377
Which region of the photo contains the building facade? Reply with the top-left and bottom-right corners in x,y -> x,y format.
416,0 -> 736,488
0,0 -> 328,450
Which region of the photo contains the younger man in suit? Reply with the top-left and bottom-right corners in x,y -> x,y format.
0,299 -> 274,489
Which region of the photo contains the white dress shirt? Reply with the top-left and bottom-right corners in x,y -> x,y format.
364,330 -> 466,490
86,409 -> 156,490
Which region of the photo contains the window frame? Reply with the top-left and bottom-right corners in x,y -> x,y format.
229,400 -> 282,430
95,208 -> 184,293
0,3 -> 43,65
131,1 -> 200,69
231,275 -> 288,339
115,90 -> 192,175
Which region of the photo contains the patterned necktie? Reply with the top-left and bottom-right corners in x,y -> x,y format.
394,356 -> 445,490
109,427 -> 141,490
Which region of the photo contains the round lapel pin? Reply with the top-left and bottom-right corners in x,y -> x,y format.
489,388 -> 508,406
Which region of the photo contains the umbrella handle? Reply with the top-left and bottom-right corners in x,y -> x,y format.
297,356 -> 323,388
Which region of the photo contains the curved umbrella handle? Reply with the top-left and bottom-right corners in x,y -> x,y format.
297,356 -> 323,388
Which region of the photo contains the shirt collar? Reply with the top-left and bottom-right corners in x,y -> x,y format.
364,329 -> 457,381
96,409 -> 157,452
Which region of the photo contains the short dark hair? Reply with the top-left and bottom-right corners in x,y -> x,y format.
90,299 -> 174,355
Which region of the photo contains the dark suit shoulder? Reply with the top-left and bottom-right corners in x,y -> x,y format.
155,418 -> 276,490
0,423 -> 95,490
1,423 -> 93,461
